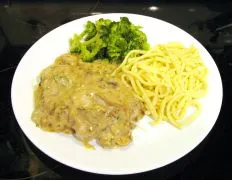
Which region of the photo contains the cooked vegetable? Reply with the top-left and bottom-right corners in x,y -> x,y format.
69,17 -> 150,62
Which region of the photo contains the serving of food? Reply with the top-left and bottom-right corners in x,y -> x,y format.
11,13 -> 223,174
32,53 -> 144,148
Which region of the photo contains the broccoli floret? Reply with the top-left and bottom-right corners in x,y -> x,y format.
84,21 -> 97,40
69,17 -> 150,63
69,34 -> 82,54
107,34 -> 127,61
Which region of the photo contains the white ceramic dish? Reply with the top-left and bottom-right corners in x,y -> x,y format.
11,13 -> 223,175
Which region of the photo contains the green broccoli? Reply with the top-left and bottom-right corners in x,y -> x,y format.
69,17 -> 150,63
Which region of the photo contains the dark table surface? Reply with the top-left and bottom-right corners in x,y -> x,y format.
0,1 -> 232,179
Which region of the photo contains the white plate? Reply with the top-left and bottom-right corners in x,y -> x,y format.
11,13 -> 223,175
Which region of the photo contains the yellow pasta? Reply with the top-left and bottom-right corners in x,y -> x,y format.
113,42 -> 208,128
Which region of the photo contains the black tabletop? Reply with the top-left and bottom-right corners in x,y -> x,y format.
0,1 -> 231,180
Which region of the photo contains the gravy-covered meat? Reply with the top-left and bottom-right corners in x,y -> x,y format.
32,54 -> 144,148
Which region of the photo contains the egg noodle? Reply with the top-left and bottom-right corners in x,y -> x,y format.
113,42 -> 208,128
